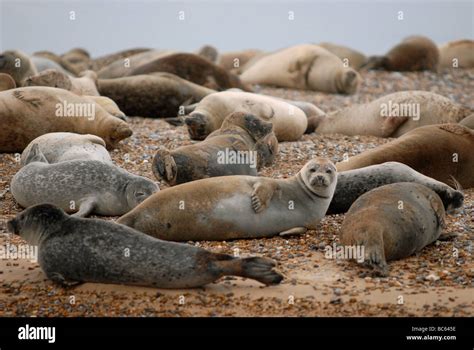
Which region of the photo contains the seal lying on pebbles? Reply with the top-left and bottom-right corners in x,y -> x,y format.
0,85 -> 132,152
309,91 -> 472,137
340,183 -> 447,276
97,73 -> 214,118
337,124 -> 474,188
8,204 -> 283,288
0,50 -> 38,86
118,158 -> 337,241
364,36 -> 439,72
318,42 -> 367,70
153,112 -> 278,186
439,39 -> 474,69
127,53 -> 253,91
20,132 -> 112,166
24,69 -> 100,96
11,144 -> 158,217
328,162 -> 464,214
184,91 -> 308,141
239,44 -> 361,94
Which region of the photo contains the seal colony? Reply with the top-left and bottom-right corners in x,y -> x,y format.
2,35 -> 473,296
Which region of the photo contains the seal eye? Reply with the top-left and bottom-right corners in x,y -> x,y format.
310,168 -> 316,173
326,169 -> 332,174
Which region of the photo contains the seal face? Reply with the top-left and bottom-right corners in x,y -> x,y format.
0,50 -> 38,86
117,158 -> 337,241
8,204 -> 283,288
11,145 -> 159,217
340,183 -> 447,276
152,112 -> 278,185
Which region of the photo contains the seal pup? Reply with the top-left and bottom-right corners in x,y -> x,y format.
24,69 -> 100,96
184,91 -> 308,141
127,53 -> 253,91
364,36 -> 439,72
318,42 -> 367,70
97,73 -> 214,118
11,144 -> 158,217
0,50 -> 38,86
340,183 -> 447,276
328,162 -> 464,214
239,44 -> 361,94
0,86 -> 132,152
118,158 -> 337,241
153,112 -> 278,186
439,39 -> 474,69
8,204 -> 283,288
20,132 -> 112,166
336,124 -> 474,188
309,91 -> 472,137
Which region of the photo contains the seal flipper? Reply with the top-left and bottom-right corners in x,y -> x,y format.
427,194 -> 446,229
251,181 -> 280,213
24,143 -> 48,164
380,116 -> 409,137
279,227 -> 307,236
365,248 -> 389,277
72,197 -> 96,217
152,148 -> 177,184
48,272 -> 83,288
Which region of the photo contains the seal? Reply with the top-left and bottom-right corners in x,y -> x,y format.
0,86 -> 132,152
0,73 -> 16,91
239,44 -> 361,94
8,204 -> 283,288
24,69 -> 100,96
340,183 -> 448,276
97,72 -> 214,118
318,42 -> 367,70
153,112 -> 278,186
11,144 -> 158,217
439,39 -> 474,69
336,124 -> 474,188
60,48 -> 91,74
184,91 -> 308,141
364,36 -> 439,72
20,132 -> 112,166
97,50 -> 173,79
90,48 -> 152,71
328,162 -> 464,214
127,53 -> 253,91
309,91 -> 472,137
217,49 -> 264,71
31,55 -> 71,74
117,157 -> 337,241
0,50 -> 38,86
33,50 -> 79,75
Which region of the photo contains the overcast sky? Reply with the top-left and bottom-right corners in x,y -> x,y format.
1,0 -> 472,57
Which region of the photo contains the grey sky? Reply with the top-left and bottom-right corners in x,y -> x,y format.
1,0 -> 473,57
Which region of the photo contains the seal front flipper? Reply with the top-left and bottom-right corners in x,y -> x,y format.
152,148 -> 177,185
12,89 -> 43,108
250,181 -> 280,213
48,272 -> 83,288
279,227 -> 307,236
380,116 -> 409,137
72,197 -> 96,217
23,143 -> 48,164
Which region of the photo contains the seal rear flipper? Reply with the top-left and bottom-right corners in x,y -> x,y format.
23,143 -> 48,164
152,148 -> 177,184
215,256 -> 283,286
279,227 -> 307,236
72,198 -> 96,217
164,116 -> 184,126
251,181 -> 280,213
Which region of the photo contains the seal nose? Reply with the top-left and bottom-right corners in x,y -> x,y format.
311,174 -> 327,187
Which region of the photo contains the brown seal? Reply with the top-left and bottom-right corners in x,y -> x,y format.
309,91 -> 472,137
127,53 -> 253,91
439,39 -> 474,69
0,50 -> 38,86
364,36 -> 439,72
8,203 -> 283,288
240,44 -> 361,94
97,72 -> 214,118
337,124 -> 474,188
0,86 -> 132,152
153,112 -> 278,185
340,183 -> 449,276
117,158 -> 337,241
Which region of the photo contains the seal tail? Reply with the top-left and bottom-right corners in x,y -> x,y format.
152,148 -> 177,184
215,256 -> 283,286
